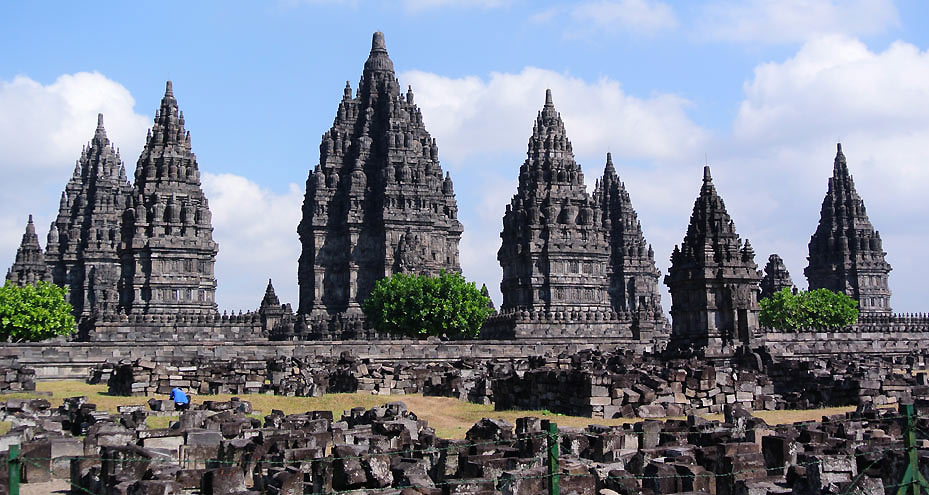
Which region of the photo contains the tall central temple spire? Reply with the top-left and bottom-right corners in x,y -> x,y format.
297,32 -> 462,323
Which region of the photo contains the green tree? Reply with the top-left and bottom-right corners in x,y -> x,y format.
362,271 -> 493,339
0,281 -> 76,342
759,287 -> 858,330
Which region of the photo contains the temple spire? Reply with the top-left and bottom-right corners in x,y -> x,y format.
363,30 -> 395,78
6,215 -> 50,286
665,165 -> 761,354
93,113 -> 108,146
806,143 -> 891,314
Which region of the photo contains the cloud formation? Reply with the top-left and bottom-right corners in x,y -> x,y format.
718,35 -> 929,313
0,72 -> 149,280
201,173 -> 304,311
401,66 -> 707,164
695,0 -> 900,44
531,0 -> 677,37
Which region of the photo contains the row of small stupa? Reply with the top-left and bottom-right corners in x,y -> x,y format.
6,32 -> 893,347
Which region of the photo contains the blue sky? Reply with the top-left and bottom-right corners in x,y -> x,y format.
1,0 -> 927,314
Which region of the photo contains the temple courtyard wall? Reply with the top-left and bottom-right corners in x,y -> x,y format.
3,318 -> 929,381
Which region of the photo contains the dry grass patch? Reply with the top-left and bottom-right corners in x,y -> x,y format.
0,381 -> 897,439
754,406 -> 860,425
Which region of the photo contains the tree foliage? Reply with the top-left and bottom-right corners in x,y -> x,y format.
759,287 -> 859,330
0,281 -> 76,342
362,271 -> 493,339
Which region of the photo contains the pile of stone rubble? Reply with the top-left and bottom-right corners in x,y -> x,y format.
91,350 -> 929,420
0,393 -> 925,494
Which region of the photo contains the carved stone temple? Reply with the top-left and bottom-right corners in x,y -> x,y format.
293,31 -> 462,338
6,83 -> 220,336
44,114 -> 133,319
6,216 -> 51,286
486,90 -> 666,341
593,152 -> 667,335
665,166 -> 762,355
805,144 -> 892,314
119,81 -> 219,315
759,254 -> 795,300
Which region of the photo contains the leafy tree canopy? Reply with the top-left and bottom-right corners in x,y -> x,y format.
362,271 -> 493,339
0,281 -> 76,342
759,287 -> 858,331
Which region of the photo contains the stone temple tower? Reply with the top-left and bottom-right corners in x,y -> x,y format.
298,32 -> 463,317
44,114 -> 132,318
805,144 -> 892,314
593,152 -> 667,337
119,82 -> 219,314
665,166 -> 761,355
6,216 -> 51,286
759,254 -> 794,300
491,90 -> 625,339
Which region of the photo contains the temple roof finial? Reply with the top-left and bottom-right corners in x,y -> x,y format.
372,31 -> 387,52
703,165 -> 713,184
97,113 -> 104,129
165,80 -> 173,96
545,88 -> 553,107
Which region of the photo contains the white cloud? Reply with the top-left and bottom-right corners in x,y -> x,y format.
696,0 -> 899,44
402,0 -> 512,12
0,72 -> 149,282
715,35 -> 929,313
530,0 -> 677,37
401,66 -> 707,163
201,173 -> 304,311
281,0 -> 512,11
0,72 -> 149,170
569,0 -> 678,35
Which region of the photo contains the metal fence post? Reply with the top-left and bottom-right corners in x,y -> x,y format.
542,420 -> 559,495
896,403 -> 929,495
8,444 -> 20,495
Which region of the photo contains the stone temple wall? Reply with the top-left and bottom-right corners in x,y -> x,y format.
82,311 -> 265,342
762,313 -> 929,356
0,339 -> 646,380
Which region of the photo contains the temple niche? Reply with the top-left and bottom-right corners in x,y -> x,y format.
805,144 -> 892,315
296,32 -> 462,334
665,166 -> 762,356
